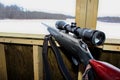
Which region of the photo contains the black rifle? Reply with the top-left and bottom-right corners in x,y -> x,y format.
42,21 -> 105,66
42,21 -> 106,80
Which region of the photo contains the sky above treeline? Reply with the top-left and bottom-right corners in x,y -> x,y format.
0,0 -> 76,16
0,0 -> 120,17
98,0 -> 120,17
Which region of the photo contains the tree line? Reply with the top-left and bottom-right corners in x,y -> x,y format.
0,3 -> 72,19
97,16 -> 120,23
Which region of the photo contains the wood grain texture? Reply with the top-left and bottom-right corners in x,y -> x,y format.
0,44 -> 8,80
33,46 -> 43,80
5,44 -> 34,80
75,0 -> 98,29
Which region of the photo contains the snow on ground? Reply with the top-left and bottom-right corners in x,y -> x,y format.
0,19 -> 74,35
0,19 -> 55,35
97,21 -> 120,39
0,19 -> 120,39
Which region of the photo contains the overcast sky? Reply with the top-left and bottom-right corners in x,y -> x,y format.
0,0 -> 76,16
0,0 -> 120,17
98,0 -> 120,17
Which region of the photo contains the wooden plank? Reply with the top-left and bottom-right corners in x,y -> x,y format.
75,0 -> 98,29
103,44 -> 120,51
1,33 -> 120,52
33,46 -> 43,80
103,39 -> 120,51
0,37 -> 43,45
0,32 -> 45,39
0,44 -> 8,80
78,66 -> 82,80
96,38 -> 120,51
105,38 -> 120,45
75,0 -> 88,27
5,44 -> 34,80
85,0 -> 98,29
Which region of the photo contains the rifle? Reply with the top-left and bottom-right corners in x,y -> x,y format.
42,21 -> 120,80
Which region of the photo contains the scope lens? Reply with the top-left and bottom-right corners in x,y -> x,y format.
92,31 -> 105,46
95,38 -> 100,44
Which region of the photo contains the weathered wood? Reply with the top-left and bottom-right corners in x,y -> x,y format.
0,44 -> 8,80
99,51 -> 120,68
0,37 -> 43,45
75,0 -> 88,27
85,0 -> 98,29
97,39 -> 120,51
105,38 -> 120,45
103,44 -> 120,52
78,65 -> 83,80
0,32 -> 44,39
33,46 -> 43,80
75,0 -> 98,29
5,44 -> 34,80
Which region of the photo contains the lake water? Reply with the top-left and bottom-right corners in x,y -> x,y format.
0,19 -> 120,39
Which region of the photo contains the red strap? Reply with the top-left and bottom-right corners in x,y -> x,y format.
90,59 -> 120,80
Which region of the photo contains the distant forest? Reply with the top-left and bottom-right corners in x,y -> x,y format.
97,16 -> 120,23
0,2 -> 120,23
0,3 -> 74,19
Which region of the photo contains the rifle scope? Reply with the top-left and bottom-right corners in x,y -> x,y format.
55,21 -> 106,46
